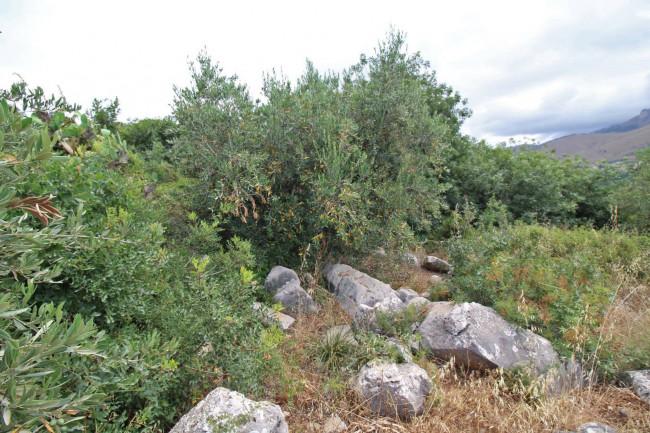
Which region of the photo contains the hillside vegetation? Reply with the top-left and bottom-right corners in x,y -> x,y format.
1,30 -> 648,432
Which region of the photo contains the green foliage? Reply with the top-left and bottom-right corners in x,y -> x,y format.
613,146 -> 650,232
119,117 -> 177,151
173,30 -> 467,266
443,140 -> 620,229
445,222 -> 649,376
90,97 -> 120,132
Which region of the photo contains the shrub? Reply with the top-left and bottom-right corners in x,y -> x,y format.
172,30 -> 467,267
445,222 -> 649,377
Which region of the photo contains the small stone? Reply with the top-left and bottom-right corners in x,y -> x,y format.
169,387 -> 288,433
396,287 -> 419,303
422,256 -> 452,273
353,361 -> 433,420
429,274 -> 443,284
323,415 -> 347,433
577,422 -> 617,433
620,369 -> 650,403
324,325 -> 356,345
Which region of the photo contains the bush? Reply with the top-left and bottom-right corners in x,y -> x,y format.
444,222 -> 649,377
172,30 -> 468,267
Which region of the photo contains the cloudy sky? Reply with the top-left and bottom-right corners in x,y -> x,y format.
2,0 -> 649,144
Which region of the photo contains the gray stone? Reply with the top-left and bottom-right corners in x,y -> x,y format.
415,302 -> 559,373
429,274 -> 443,284
264,265 -> 299,292
422,256 -> 452,273
577,422 -> 617,433
169,387 -> 288,433
352,361 -> 433,420
265,266 -> 319,315
396,287 -> 419,303
406,296 -> 432,310
323,415 -> 346,433
542,357 -> 595,395
352,304 -> 380,333
403,252 -> 419,266
273,279 -> 320,315
387,338 -> 414,363
375,247 -> 387,256
322,263 -> 401,315
253,302 -> 295,331
620,369 -> 650,403
324,325 -> 357,345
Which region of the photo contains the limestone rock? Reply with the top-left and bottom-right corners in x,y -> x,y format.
429,274 -> 443,284
542,357 -> 595,396
265,266 -> 319,315
387,338 -> 414,363
396,287 -> 419,303
324,325 -> 357,345
264,266 -> 299,292
422,256 -> 452,273
323,415 -> 347,433
169,387 -> 288,433
322,263 -> 401,315
403,252 -> 419,266
353,361 -> 433,420
415,302 -> 559,373
253,302 -> 295,331
406,296 -> 431,310
620,369 -> 650,403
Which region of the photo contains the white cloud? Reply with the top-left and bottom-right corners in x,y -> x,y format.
1,0 -> 648,143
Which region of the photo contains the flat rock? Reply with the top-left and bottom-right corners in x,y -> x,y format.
620,369 -> 650,403
322,263 -> 401,315
422,256 -> 452,273
415,302 -> 559,373
169,387 -> 288,433
352,361 -> 432,420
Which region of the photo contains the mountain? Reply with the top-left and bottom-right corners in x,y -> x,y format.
595,108 -> 650,133
535,108 -> 650,162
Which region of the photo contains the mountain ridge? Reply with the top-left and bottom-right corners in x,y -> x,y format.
535,107 -> 650,162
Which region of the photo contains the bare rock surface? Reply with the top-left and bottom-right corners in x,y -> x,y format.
620,369 -> 650,403
422,255 -> 452,273
322,263 -> 402,315
170,387 -> 288,433
416,302 -> 559,373
265,266 -> 319,315
396,287 -> 419,303
253,302 -> 295,331
352,361 -> 433,420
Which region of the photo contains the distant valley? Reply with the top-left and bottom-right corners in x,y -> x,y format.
533,108 -> 650,162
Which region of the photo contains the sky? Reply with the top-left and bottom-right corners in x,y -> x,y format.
2,0 -> 650,144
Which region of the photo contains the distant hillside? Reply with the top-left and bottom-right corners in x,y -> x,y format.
535,108 -> 650,162
595,108 -> 650,133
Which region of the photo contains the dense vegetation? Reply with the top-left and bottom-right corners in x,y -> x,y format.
1,30 -> 648,432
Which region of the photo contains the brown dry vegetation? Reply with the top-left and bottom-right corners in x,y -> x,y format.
260,259 -> 649,433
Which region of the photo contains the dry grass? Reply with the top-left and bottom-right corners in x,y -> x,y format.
261,298 -> 649,433
258,252 -> 650,432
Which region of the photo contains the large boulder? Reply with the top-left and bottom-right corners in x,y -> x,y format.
322,263 -> 402,315
421,255 -> 452,273
352,361 -> 433,420
620,369 -> 650,403
416,302 -> 559,373
265,266 -> 319,315
170,387 -> 288,433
